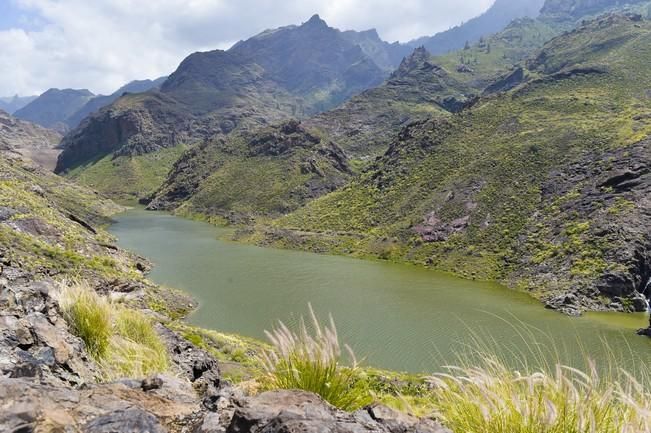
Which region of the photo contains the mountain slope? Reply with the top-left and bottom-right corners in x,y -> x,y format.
147,120 -> 353,220
256,14 -> 651,314
14,89 -> 95,133
55,16 -> 392,199
145,45 -> 484,217
541,0 -> 651,20
0,110 -> 62,170
146,2 -> 648,220
303,47 -> 471,159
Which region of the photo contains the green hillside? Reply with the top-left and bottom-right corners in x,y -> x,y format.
255,15 -> 651,314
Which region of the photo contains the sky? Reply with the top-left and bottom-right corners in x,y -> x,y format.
0,0 -> 494,96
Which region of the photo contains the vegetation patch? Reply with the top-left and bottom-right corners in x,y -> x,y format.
68,145 -> 187,201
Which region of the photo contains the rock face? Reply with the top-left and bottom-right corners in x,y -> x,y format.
0,277 -> 97,387
0,378 -> 452,433
14,88 -> 95,133
198,390 -> 451,433
0,110 -> 62,170
55,92 -> 194,172
519,139 -> 651,314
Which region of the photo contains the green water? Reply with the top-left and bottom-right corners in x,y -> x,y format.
109,209 -> 651,373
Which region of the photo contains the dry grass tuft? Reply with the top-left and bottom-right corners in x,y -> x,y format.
259,304 -> 371,411
58,280 -> 112,359
57,281 -> 169,380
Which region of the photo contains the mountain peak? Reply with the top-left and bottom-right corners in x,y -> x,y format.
304,14 -> 328,27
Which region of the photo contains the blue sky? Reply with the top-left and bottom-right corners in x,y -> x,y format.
0,0 -> 494,96
0,1 -> 44,31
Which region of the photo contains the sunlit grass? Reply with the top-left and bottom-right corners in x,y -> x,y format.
57,281 -> 169,380
259,304 -> 372,411
428,354 -> 651,433
58,281 -> 112,358
425,315 -> 651,433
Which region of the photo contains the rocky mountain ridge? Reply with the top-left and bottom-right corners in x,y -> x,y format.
53,15 -> 408,200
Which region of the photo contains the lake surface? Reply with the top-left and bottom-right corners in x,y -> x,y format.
110,209 -> 651,373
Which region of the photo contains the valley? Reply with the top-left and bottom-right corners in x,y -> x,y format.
1,0 -> 651,431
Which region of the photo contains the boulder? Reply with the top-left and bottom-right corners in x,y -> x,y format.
83,408 -> 167,433
199,390 -> 451,433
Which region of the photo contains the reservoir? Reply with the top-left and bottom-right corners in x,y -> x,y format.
110,209 -> 651,373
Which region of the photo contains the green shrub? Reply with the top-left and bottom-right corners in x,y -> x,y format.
259,304 -> 371,411
58,281 -> 112,359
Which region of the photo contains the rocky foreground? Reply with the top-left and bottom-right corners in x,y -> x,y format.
0,267 -> 451,432
0,155 -> 452,432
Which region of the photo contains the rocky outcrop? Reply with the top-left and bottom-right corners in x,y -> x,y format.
55,92 -> 196,173
147,120 -> 353,218
0,377 -> 452,433
484,67 -> 526,94
197,390 -> 451,433
518,139 -> 651,314
0,277 -> 97,387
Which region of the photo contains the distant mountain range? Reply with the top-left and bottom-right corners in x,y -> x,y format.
0,95 -> 38,114
64,77 -> 167,129
409,0 -> 546,54
5,1 -> 555,139
13,78 -> 166,134
55,15 -> 404,178
13,88 -> 95,133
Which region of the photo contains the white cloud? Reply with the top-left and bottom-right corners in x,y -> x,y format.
0,0 -> 494,96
